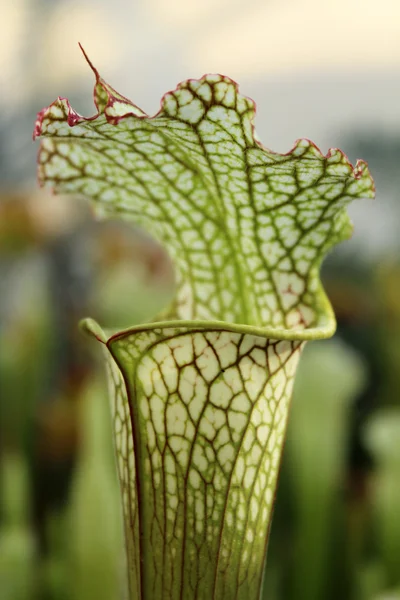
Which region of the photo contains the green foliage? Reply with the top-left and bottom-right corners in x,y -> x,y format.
364,409 -> 400,588
285,341 -> 366,600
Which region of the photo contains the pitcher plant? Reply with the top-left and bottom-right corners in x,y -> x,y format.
34,48 -> 374,599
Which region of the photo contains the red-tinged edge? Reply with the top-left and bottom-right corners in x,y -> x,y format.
78,43 -> 146,117
33,45 -> 376,193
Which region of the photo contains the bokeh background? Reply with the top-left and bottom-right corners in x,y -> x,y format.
1,1 -> 400,599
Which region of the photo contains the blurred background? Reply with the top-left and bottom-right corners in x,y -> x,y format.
1,1 -> 400,599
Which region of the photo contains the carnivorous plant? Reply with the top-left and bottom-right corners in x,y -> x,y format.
34,49 -> 374,599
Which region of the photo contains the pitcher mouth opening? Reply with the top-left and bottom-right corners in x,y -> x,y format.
80,305 -> 336,347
